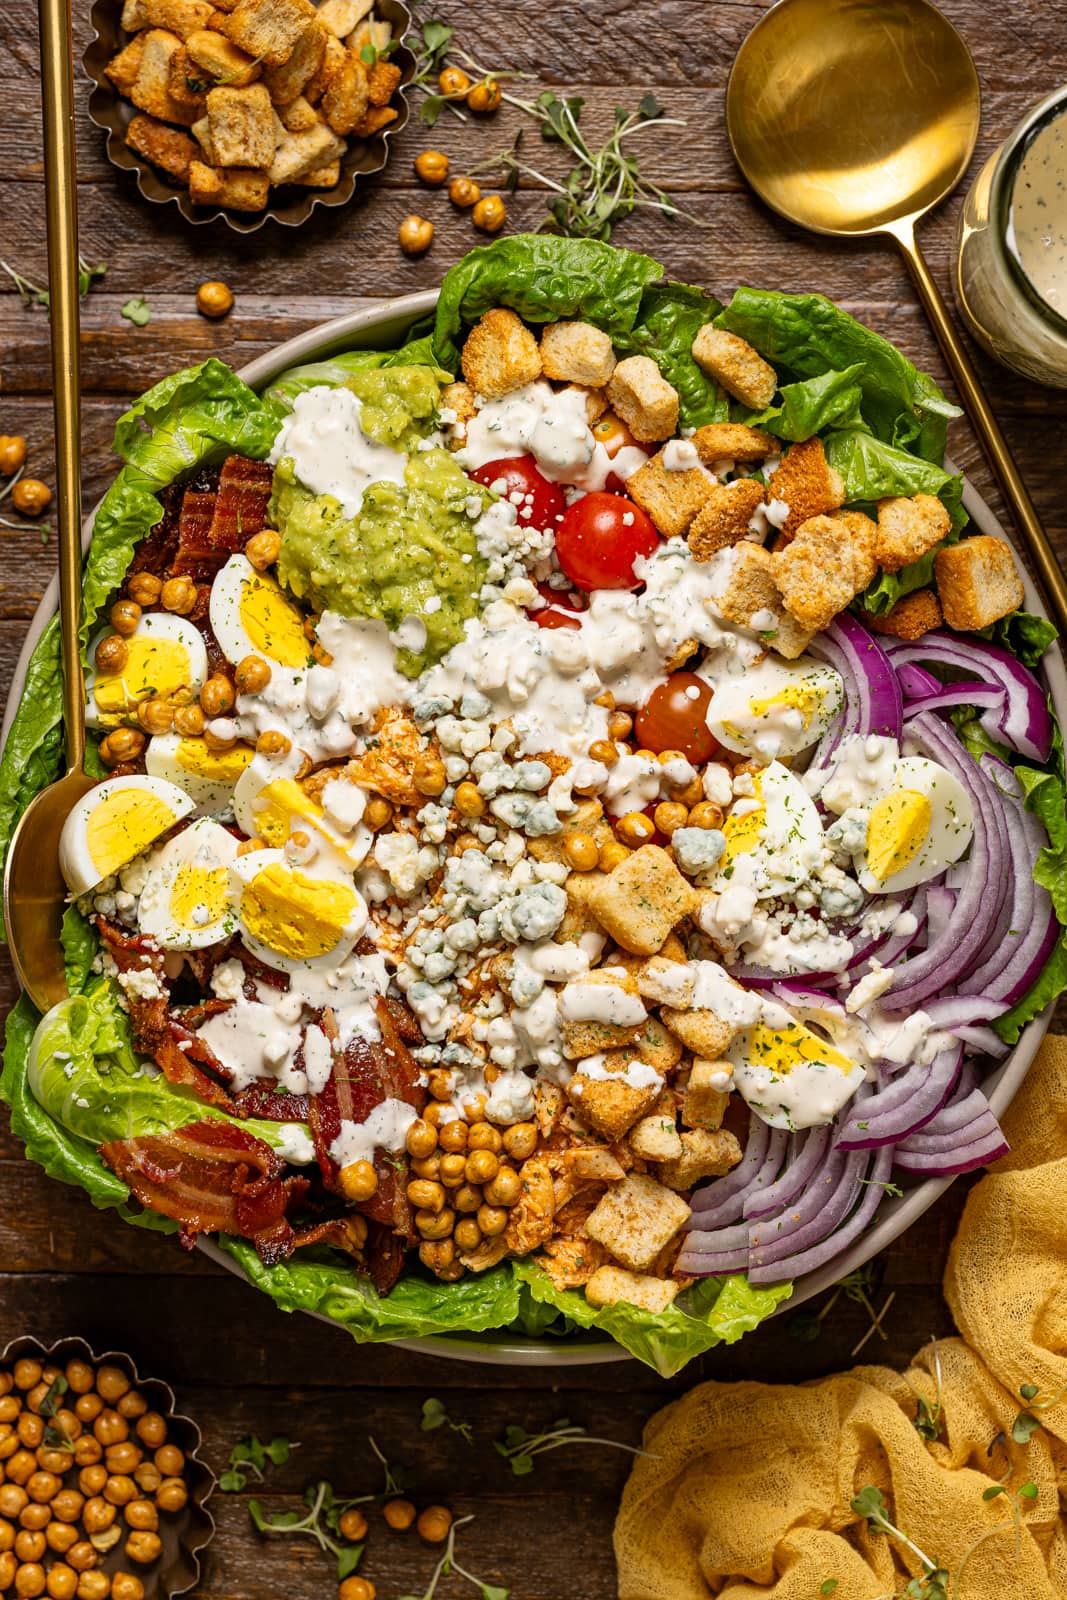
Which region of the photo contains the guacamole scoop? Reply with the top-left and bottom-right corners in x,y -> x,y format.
270,366 -> 489,676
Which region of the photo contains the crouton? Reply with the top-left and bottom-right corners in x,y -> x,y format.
142,0 -> 215,38
682,1058 -> 731,1129
583,1173 -> 691,1272
875,493 -> 952,573
296,159 -> 340,186
205,82 -> 274,167
691,325 -> 777,409
188,158 -> 269,210
366,57 -> 401,106
767,437 -> 846,544
348,13 -> 389,52
185,27 -> 261,84
164,44 -> 207,115
625,449 -> 714,540
610,933 -> 687,978
691,422 -> 777,464
606,355 -> 679,443
540,321 -> 616,387
659,1006 -> 735,1059
934,535 -> 1025,630
263,19 -> 327,104
528,801 -> 614,866
559,967 -> 647,1060
314,0 -> 371,35
461,309 -> 542,401
120,0 -> 149,29
106,34 -> 147,94
657,1127 -> 743,1191
190,112 -> 216,159
714,544 -> 814,659
303,30 -> 344,101
125,113 -> 198,181
221,0 -> 317,65
353,104 -> 397,137
268,117 -> 345,183
565,384 -> 610,425
774,511 -> 878,630
610,1015 -> 684,1075
504,1156 -> 555,1256
534,1080 -> 565,1140
633,954 -> 695,1008
278,92 -> 318,130
860,588 -> 943,641
438,380 -> 477,446
566,1060 -> 662,1142
586,845 -> 699,957
130,29 -> 200,124
630,1112 -> 684,1163
318,46 -> 370,132
585,1265 -> 680,1313
688,479 -> 766,561
557,871 -> 609,950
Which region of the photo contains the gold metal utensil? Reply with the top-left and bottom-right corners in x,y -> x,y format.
726,0 -> 1067,636
2,0 -> 97,1010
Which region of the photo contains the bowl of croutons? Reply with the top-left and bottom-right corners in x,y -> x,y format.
83,0 -> 414,230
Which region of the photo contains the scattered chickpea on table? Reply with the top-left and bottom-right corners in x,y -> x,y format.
402,68 -> 508,253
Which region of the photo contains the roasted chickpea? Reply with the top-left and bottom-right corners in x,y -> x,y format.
0,1491 -> 26,1522
51,1413 -> 79,1443
0,1402 -> 19,1428
413,149 -> 448,185
437,66 -> 469,95
153,1445 -> 181,1481
24,1476 -> 57,1507
687,800 -> 723,830
418,1239 -> 455,1273
98,729 -> 144,768
414,1208 -> 454,1241
244,529 -> 281,571
653,801 -> 688,836
483,1166 -> 522,1207
466,77 -> 501,113
81,1501 -> 115,1537
607,710 -> 634,741
587,738 -> 619,766
14,1419 -> 41,1452
159,576 -> 196,615
472,194 -> 506,233
0,1524 -> 12,1555
502,1123 -> 537,1161
35,1449 -> 71,1476
92,1415 -> 126,1451
467,1123 -> 502,1154
65,1544 -> 96,1575
11,1370 -> 38,1398
562,830 -> 598,871
130,1467 -> 159,1499
77,1471 -> 106,1500
18,1508 -> 50,1535
465,1149 -> 499,1186
122,1532 -> 160,1567
382,1498 -> 416,1531
195,280 -> 234,319
199,675 -> 235,717
416,1505 -> 452,1544
103,1478 -> 136,1509
153,1479 -> 186,1514
453,1183 -> 482,1214
476,1203 -> 508,1236
11,479 -> 51,517
251,726 -> 289,759
14,1533 -> 44,1564
14,1562 -> 45,1598
6,1457 -> 33,1488
616,811 -> 656,846
453,1217 -> 481,1252
438,1152 -> 467,1188
50,1493 -> 82,1527
45,1528 -> 77,1561
75,1576 -> 110,1600
125,573 -> 161,607
0,1552 -> 14,1591
135,698 -> 173,736
338,1579 -> 375,1600
453,781 -> 484,817
103,1445 -> 140,1478
398,215 -> 434,256
409,1154 -> 441,1181
108,600 -> 142,638
437,1120 -> 468,1154
113,1394 -> 146,1424
338,1161 -> 378,1203
234,655 -> 271,695
406,1179 -> 445,1214
170,704 -> 205,738
363,796 -> 392,831
412,756 -> 446,796
45,1569 -> 77,1600
405,1119 -> 437,1160
448,175 -> 480,208
132,1417 -> 165,1454
0,437 -> 27,475
337,1507 -> 367,1542
93,635 -> 128,676
109,1578 -> 142,1600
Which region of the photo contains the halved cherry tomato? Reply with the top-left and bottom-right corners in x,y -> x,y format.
533,607 -> 582,630
555,492 -> 660,592
535,581 -> 586,613
592,412 -> 652,492
635,673 -> 720,764
468,454 -> 565,530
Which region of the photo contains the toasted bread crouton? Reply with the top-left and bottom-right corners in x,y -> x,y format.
630,1111 -> 684,1162
767,437 -> 846,544
557,871 -> 610,948
527,801 -> 613,866
205,83 -> 274,167
188,158 -> 269,209
303,30 -> 344,100
861,588 -> 943,641
586,845 -> 699,957
659,1006 -> 735,1058
564,384 -> 610,425
606,355 -> 679,443
222,0 -> 316,64
315,0 -> 371,34
348,13 -> 389,52
268,116 -> 345,182
125,113 -> 198,181
934,535 -> 1024,630
585,1264 -> 680,1313
682,1058 -> 731,1129
626,449 -> 714,539
439,381 -> 477,445
610,933 -> 687,977
142,0 -> 214,36
875,492 -> 952,573
167,45 -> 208,114
691,325 -> 777,409
774,511 -> 878,630
120,0 -> 149,29
353,104 -> 397,136
632,953 -> 694,1008
278,92 -> 318,130
611,1015 -> 684,1074
319,46 -> 370,132
714,544 -> 815,659
131,29 -> 204,123
559,967 -> 646,1060
262,18 -> 327,103
534,1080 -> 564,1140
540,320 -> 616,387
105,33 -> 148,93
691,422 -> 777,464
185,27 -> 261,84
190,112 -> 216,159
583,1173 -> 691,1272
566,1059 -> 662,1141
366,57 -> 401,106
296,158 -> 340,185
688,479 -> 765,561
461,309 -> 542,400
657,1127 -> 743,1191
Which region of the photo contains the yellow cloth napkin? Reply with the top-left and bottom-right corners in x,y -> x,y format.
614,1036 -> 1067,1599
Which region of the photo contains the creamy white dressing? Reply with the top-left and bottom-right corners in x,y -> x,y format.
329,1098 -> 418,1168
574,1053 -> 663,1091
458,380 -> 644,492
558,974 -> 647,1026
269,386 -> 407,516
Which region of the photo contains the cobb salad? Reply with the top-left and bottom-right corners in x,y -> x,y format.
2,236 -> 1065,1376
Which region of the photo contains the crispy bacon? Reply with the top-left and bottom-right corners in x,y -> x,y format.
208,456 -> 273,551
366,1224 -> 408,1294
128,483 -> 181,577
233,1083 -> 311,1124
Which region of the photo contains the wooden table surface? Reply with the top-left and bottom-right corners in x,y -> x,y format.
1,1 -> 1066,1594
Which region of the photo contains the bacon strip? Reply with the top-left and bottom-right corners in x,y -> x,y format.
233,1083 -> 311,1124
128,483 -> 181,577
207,456 -> 273,552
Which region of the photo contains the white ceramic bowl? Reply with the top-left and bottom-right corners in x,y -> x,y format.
6,290 -> 1066,1366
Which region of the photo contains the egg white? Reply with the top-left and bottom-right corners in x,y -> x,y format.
706,655 -> 843,760
233,754 -> 372,871
231,847 -> 368,975
85,613 -> 208,731
145,732 -> 254,814
137,818 -> 240,950
856,756 -> 975,895
712,761 -> 826,900
60,776 -> 196,897
209,555 -> 312,672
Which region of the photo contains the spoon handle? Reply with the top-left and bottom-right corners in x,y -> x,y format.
39,0 -> 86,775
888,217 -> 1067,639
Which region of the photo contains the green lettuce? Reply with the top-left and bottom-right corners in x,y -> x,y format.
112,357 -> 281,493
61,906 -> 97,997
985,611 -> 1059,670
617,281 -> 728,427
741,363 -> 868,441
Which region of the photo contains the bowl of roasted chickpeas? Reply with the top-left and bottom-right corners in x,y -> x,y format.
0,1339 -> 214,1600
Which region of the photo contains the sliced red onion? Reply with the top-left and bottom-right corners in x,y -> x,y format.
687,1118 -> 787,1222
748,1146 -> 871,1266
954,1025 -> 1010,1060
809,614 -> 903,767
675,1243 -> 751,1275
979,753 -> 1024,802
959,804 -> 1057,1004
893,1127 -> 1009,1175
897,1098 -> 998,1152
896,661 -> 941,700
835,1045 -> 962,1149
924,886 -> 955,950
904,683 -> 1006,717
917,995 -> 1007,1028
743,1126 -> 833,1220
748,1145 -> 894,1285
886,632 -> 1052,763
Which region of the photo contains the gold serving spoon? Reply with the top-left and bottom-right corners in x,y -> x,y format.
3,0 -> 97,1010
726,0 -> 1067,636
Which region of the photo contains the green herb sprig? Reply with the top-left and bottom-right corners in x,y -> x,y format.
248,1478 -> 366,1582
850,1486 -> 949,1598
421,1397 -> 474,1444
1,255 -> 107,309
120,296 -> 151,327
218,1433 -> 295,1492
399,1514 -> 508,1600
493,1417 -> 649,1478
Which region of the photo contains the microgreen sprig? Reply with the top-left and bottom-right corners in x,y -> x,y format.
1011,1378 -> 1067,1444
850,1486 -> 949,1599
405,20 -> 526,126
398,1514 -> 509,1600
1,255 -> 107,310
248,1478 -> 366,1581
421,1396 -> 474,1444
494,1417 -> 650,1477
218,1433 -> 295,1492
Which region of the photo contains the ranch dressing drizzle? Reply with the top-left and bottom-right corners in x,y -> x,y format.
269,386 -> 407,516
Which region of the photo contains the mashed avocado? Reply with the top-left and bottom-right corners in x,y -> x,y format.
271,366 -> 489,676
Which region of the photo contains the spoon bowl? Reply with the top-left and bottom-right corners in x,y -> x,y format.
4,771 -> 98,1012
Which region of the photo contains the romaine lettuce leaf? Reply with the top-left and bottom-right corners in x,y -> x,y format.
113,357 -> 281,493
61,905 -> 97,998
741,363 -> 868,441
985,610 -> 1059,669
618,281 -> 728,428
993,939 -> 1067,1045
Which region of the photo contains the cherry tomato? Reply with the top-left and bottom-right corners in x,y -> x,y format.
535,581 -> 586,613
533,607 -> 581,631
555,492 -> 660,592
467,454 -> 565,531
592,413 -> 652,492
635,673 -> 720,764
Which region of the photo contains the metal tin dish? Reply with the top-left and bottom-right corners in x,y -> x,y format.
4,291 -> 1065,1365
0,1335 -> 215,1591
82,0 -> 415,234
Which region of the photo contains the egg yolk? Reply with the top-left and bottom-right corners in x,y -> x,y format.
241,863 -> 355,960
238,571 -> 312,668
865,789 -> 932,883
249,778 -> 332,850
175,738 -> 253,782
86,790 -> 179,878
748,682 -> 824,727
92,638 -> 191,721
746,1020 -> 855,1077
719,775 -> 765,867
169,864 -> 230,931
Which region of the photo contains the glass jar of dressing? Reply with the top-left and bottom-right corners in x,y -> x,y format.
955,86 -> 1067,387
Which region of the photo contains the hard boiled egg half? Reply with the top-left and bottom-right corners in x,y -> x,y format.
60,776 -> 195,896
209,555 -> 312,673
853,756 -> 974,895
728,1008 -> 865,1129
137,818 -> 239,949
85,614 -> 207,730
233,754 -> 371,870
712,761 -> 826,899
145,732 -> 253,814
705,655 -> 843,761
232,847 -> 368,975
